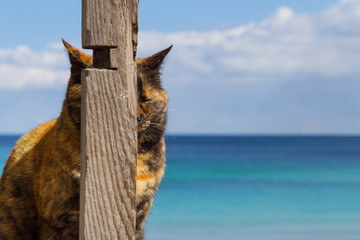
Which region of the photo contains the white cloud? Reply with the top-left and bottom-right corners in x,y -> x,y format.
138,0 -> 360,83
136,0 -> 360,134
2,0 -> 360,90
0,64 -> 68,89
0,46 -> 69,89
2,0 -> 360,134
322,0 -> 360,32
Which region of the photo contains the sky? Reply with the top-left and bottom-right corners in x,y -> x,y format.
1,0 -> 360,134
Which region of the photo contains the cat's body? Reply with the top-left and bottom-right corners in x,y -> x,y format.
0,41 -> 171,240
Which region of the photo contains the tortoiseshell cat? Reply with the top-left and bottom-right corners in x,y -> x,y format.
0,40 -> 171,240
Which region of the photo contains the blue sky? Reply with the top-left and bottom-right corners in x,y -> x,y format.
1,0 -> 360,134
0,0 -> 339,49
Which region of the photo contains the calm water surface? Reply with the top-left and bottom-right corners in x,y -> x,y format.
0,135 -> 359,240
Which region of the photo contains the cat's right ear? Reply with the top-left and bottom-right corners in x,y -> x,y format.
62,39 -> 93,71
138,45 -> 173,71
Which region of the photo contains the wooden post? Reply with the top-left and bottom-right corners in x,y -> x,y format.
80,0 -> 138,239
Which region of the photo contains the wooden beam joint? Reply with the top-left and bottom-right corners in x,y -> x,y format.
93,47 -> 117,70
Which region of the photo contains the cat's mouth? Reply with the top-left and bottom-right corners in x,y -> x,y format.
137,114 -> 150,136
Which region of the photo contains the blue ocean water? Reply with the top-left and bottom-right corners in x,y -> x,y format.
0,135 -> 360,240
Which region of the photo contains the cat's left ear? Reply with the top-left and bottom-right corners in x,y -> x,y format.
138,45 -> 173,71
62,39 -> 93,69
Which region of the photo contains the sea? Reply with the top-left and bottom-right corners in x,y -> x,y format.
0,135 -> 360,240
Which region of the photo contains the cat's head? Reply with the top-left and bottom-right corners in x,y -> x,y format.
62,40 -> 171,146
136,46 -> 171,150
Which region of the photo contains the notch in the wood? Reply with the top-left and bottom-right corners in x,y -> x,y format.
93,47 -> 117,70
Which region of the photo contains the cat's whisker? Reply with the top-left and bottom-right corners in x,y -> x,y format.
149,123 -> 164,127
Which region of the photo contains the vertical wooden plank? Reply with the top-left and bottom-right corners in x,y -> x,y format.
80,0 -> 138,239
82,0 -> 118,48
80,70 -> 137,239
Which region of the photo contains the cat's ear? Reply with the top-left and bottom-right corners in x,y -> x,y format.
138,45 -> 172,71
62,39 -> 93,70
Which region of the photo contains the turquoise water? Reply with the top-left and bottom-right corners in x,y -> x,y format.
1,135 -> 360,240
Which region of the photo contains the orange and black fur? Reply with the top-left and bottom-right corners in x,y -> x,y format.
0,40 -> 171,240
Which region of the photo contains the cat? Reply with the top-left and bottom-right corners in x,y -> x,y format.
0,40 -> 171,240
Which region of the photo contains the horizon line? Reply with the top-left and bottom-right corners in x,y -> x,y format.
1,133 -> 360,137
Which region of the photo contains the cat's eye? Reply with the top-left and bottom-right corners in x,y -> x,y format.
140,96 -> 151,103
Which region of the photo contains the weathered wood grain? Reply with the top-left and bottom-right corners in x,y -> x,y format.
82,0 -> 131,49
80,0 -> 138,239
80,70 -> 137,240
